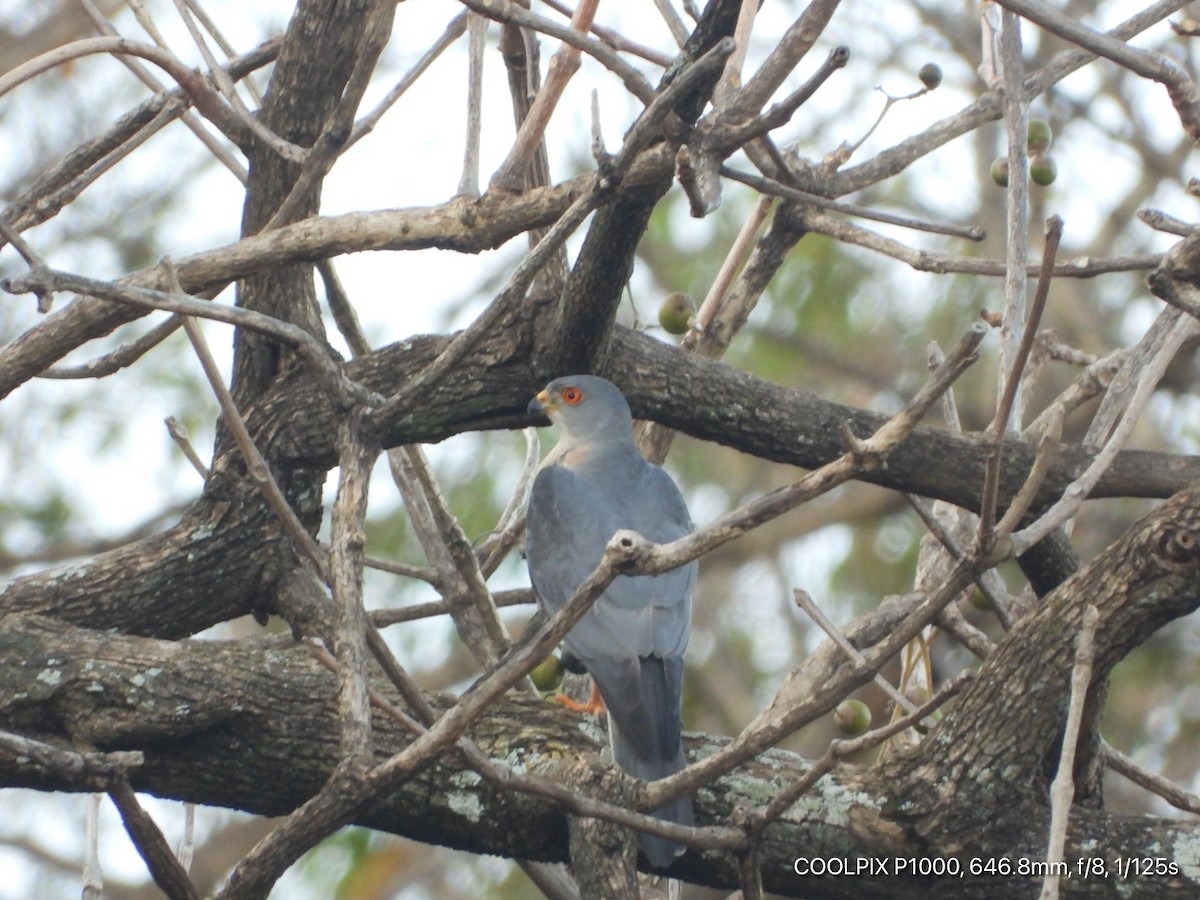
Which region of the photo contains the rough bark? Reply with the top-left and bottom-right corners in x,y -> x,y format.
5,464 -> 1200,899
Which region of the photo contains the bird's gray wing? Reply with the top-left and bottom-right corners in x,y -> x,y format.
527,460 -> 694,661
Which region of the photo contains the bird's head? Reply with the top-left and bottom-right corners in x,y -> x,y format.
528,375 -> 634,446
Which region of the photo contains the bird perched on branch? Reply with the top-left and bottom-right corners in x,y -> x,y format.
525,375 -> 695,868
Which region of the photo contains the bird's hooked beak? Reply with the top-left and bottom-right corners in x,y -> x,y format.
527,389 -> 555,425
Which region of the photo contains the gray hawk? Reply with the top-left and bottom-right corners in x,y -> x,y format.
525,375 -> 695,868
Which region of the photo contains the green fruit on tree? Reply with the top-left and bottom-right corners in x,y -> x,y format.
969,589 -> 993,612
990,156 -> 1010,187
834,698 -> 872,735
1030,154 -> 1057,186
530,655 -> 565,693
918,63 -> 943,90
658,291 -> 697,335
1026,119 -> 1053,154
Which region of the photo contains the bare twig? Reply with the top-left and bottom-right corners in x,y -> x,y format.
1038,605 -> 1100,900
388,446 -> 511,666
977,216 -> 1063,554
0,730 -> 142,783
348,13 -> 468,149
1102,742 -> 1200,814
1138,208 -> 1195,236
459,12 -> 487,197
165,417 -> 210,479
0,216 -> 52,311
733,0 -> 840,118
329,412 -> 379,767
709,45 -> 849,146
490,0 -> 601,192
84,794 -> 103,900
39,317 -> 184,379
652,0 -> 691,47
540,0 -> 674,66
460,0 -> 655,104
370,588 -> 534,628
793,589 -> 918,716
906,494 -> 1013,631
744,671 -> 972,833
0,36 -> 302,160
994,0 -> 1200,143
797,207 -> 1158,277
108,776 -> 199,900
177,310 -> 326,576
1,266 -> 375,408
714,0 -> 760,107
477,427 -> 543,577
719,165 -> 985,241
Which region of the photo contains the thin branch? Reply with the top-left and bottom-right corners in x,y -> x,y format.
477,427 -> 543,578
363,555 -> 441,586
347,13 -> 468,150
0,216 -> 52,311
540,0 -> 674,66
905,494 -> 1013,631
732,0 -> 841,118
388,446 -> 511,666
38,317 -> 183,379
1038,605 -> 1100,900
329,411 -> 379,768
0,730 -> 142,784
714,0 -> 760,107
792,588 -> 918,716
179,314 -> 326,576
744,671 -> 973,833
370,588 -> 534,628
0,36 -> 303,160
708,45 -> 849,145
796,206 -> 1156,277
84,794 -> 102,900
1102,742 -> 1200,815
165,417 -> 210,479
490,0 -> 601,193
2,266 -> 376,408
993,0 -> 1200,143
719,165 -> 985,241
108,776 -> 200,900
978,216 -> 1063,553
460,0 -> 655,104
997,5 -> 1031,426
1138,208 -> 1195,236
459,12 -> 487,198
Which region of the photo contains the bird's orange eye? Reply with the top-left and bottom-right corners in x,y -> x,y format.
561,386 -> 583,405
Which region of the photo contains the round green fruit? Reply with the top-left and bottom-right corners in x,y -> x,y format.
1026,119 -> 1053,154
918,63 -> 943,90
990,156 -> 1010,187
530,655 -> 565,693
834,698 -> 872,735
658,291 -> 697,335
1030,154 -> 1057,186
